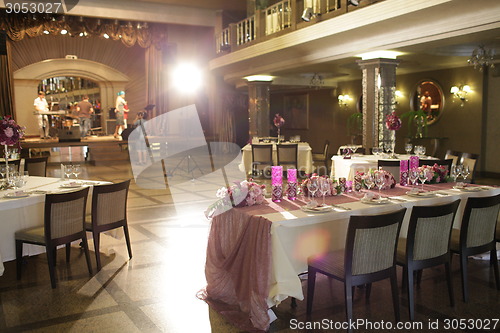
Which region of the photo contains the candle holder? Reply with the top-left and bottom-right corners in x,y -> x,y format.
287,168 -> 297,200
271,166 -> 283,202
400,160 -> 409,186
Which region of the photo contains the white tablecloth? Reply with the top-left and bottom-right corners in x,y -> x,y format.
0,176 -> 106,276
262,185 -> 500,305
240,142 -> 313,175
330,154 -> 436,180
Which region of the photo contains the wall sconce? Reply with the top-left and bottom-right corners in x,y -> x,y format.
395,90 -> 403,104
301,7 -> 314,22
338,94 -> 352,107
450,85 -> 471,106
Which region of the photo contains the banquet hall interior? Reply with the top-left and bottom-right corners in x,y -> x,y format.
1,0 -> 500,332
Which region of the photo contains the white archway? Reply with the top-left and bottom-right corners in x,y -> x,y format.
14,58 -> 129,136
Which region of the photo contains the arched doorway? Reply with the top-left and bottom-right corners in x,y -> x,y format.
13,58 -> 129,136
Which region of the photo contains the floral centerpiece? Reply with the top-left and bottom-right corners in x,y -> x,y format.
1,116 -> 24,186
273,114 -> 285,143
418,164 -> 449,183
299,174 -> 340,197
385,111 -> 402,131
205,179 -> 266,218
354,169 -> 397,191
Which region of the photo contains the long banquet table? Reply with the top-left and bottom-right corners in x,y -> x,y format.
240,142 -> 314,175
203,183 -> 500,331
0,176 -> 106,276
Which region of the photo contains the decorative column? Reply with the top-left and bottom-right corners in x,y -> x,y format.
247,81 -> 271,139
357,58 -> 399,150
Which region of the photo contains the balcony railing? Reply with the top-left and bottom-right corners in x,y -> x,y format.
216,0 -> 383,54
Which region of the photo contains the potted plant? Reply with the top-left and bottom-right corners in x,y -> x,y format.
401,108 -> 428,138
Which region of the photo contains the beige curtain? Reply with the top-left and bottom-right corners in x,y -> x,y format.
0,31 -> 14,118
145,45 -> 168,118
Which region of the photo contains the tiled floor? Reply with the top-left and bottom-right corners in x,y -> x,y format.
0,157 -> 499,332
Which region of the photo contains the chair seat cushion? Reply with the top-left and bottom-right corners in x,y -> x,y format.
450,228 -> 460,252
308,250 -> 345,278
312,153 -> 325,160
15,226 -> 45,244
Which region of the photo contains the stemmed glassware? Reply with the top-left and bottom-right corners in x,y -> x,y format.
72,164 -> 81,180
307,178 -> 319,204
64,164 -> 74,180
375,171 -> 386,195
364,172 -> 375,192
408,169 -> 419,188
418,169 -> 429,191
405,143 -> 413,155
318,178 -> 330,206
0,165 -> 6,179
461,165 -> 470,182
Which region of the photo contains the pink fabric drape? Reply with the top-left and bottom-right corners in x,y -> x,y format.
201,207 -> 272,332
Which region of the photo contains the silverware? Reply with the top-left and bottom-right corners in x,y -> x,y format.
388,197 -> 408,202
332,204 -> 351,211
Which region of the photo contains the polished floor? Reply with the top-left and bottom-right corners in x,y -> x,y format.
0,151 -> 499,332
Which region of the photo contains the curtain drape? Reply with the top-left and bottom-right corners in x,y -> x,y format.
145,44 -> 168,119
0,31 -> 14,118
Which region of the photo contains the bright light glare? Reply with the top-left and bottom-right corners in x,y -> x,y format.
357,50 -> 404,60
172,63 -> 203,93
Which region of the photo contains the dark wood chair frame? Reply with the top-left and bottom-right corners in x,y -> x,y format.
251,144 -> 273,178
418,158 -> 453,172
16,187 -> 93,288
24,156 -> 49,177
398,200 -> 461,321
459,152 -> 479,184
276,144 -> 298,171
312,140 -> 330,174
86,180 -> 132,271
451,194 -> 500,302
307,208 -> 407,328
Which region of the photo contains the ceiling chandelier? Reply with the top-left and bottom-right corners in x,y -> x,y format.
467,45 -> 495,71
309,73 -> 324,89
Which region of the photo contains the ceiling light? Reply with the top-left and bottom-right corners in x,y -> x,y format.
43,30 -> 49,34
357,50 -> 403,60
103,33 -> 110,39
245,75 -> 273,82
60,29 -> 68,35
467,45 -> 495,71
309,73 -> 324,89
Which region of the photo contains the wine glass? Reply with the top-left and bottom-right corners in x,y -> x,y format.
72,164 -> 81,180
405,143 -> 413,155
408,169 -> 419,188
418,169 -> 428,191
462,165 -> 470,182
0,165 -> 6,179
364,172 -> 375,191
318,178 -> 330,206
375,171 -> 386,195
64,164 -> 74,180
307,179 -> 319,203
420,146 -> 426,157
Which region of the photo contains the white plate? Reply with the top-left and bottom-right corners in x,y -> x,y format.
360,198 -> 390,205
60,183 -> 83,188
453,186 -> 482,192
301,205 -> 334,213
4,192 -> 30,198
406,191 -> 437,198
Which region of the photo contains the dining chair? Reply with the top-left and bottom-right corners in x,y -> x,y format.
396,200 -> 460,321
460,152 -> 479,184
15,187 -> 93,288
444,150 -> 461,167
450,194 -> 500,302
312,140 -> 330,175
276,144 -> 298,173
86,180 -> 132,271
377,160 -> 401,183
307,208 -> 407,329
419,159 -> 453,173
251,144 -> 273,178
24,156 -> 49,177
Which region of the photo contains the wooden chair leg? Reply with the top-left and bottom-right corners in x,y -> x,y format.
407,266 -> 414,321
123,224 -> 133,259
402,267 -> 407,292
81,235 -> 93,275
491,249 -> 500,290
16,240 -> 23,280
445,262 -> 455,306
93,231 -> 102,271
291,297 -> 297,308
306,268 -> 316,316
391,269 -> 400,323
365,283 -> 372,300
460,253 -> 469,302
66,243 -> 71,263
46,247 -> 57,288
345,281 -> 354,332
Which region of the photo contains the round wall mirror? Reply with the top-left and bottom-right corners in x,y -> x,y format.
410,80 -> 444,125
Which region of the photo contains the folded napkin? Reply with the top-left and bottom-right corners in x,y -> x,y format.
362,192 -> 377,201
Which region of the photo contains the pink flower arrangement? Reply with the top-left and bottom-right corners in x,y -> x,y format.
273,114 -> 285,128
0,116 -> 24,148
385,111 -> 402,131
418,164 -> 449,183
299,174 -> 340,197
205,179 -> 267,218
355,169 -> 396,190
